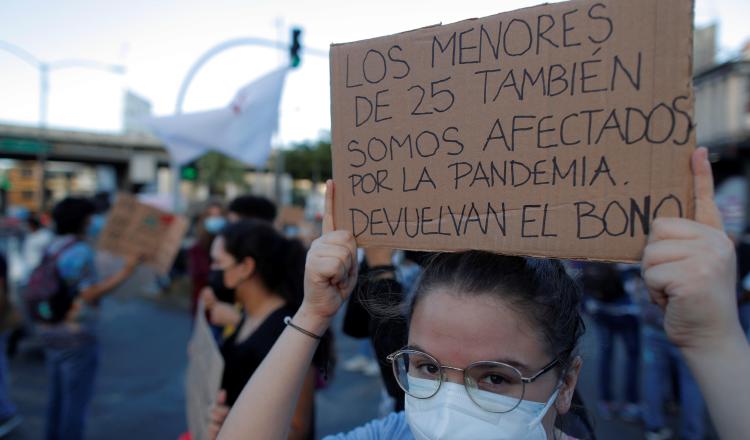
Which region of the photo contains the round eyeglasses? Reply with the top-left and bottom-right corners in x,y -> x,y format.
386,348 -> 558,413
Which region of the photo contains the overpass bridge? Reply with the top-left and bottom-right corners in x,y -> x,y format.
0,123 -> 170,211
0,123 -> 168,165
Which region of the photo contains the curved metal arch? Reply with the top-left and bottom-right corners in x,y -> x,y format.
0,40 -> 41,68
174,37 -> 285,114
174,36 -> 329,114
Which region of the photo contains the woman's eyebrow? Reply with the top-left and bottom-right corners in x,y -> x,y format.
403,343 -> 425,352
490,357 -> 532,372
405,344 -> 532,372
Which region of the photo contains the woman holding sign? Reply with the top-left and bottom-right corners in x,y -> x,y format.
217,148 -> 750,440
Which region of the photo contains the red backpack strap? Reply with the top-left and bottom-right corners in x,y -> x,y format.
45,237 -> 80,262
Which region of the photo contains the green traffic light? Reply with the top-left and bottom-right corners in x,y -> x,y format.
290,28 -> 302,69
181,166 -> 197,181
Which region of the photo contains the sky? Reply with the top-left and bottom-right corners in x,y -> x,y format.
0,0 -> 748,146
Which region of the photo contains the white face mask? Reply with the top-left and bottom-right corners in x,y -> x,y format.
405,377 -> 560,440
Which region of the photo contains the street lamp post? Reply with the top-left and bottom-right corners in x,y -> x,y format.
0,40 -> 126,208
0,41 -> 126,127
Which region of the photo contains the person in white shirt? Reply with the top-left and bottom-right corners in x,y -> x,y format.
22,215 -> 53,281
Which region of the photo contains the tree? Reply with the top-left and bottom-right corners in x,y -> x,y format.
280,140 -> 332,182
196,151 -> 248,196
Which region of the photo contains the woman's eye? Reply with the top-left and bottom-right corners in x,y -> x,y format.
480,374 -> 507,386
416,363 -> 440,376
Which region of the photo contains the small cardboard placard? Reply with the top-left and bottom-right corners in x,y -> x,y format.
97,193 -> 189,274
330,0 -> 695,262
275,205 -> 307,230
186,301 -> 224,440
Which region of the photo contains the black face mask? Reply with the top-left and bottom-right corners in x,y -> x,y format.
208,269 -> 235,303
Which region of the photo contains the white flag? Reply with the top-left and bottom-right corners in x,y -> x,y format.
149,67 -> 288,166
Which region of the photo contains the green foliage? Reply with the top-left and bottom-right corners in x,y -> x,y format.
281,140 -> 332,182
196,151 -> 248,195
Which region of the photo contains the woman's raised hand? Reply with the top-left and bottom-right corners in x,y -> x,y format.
301,180 -> 358,323
642,147 -> 741,352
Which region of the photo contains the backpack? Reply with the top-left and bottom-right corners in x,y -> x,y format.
579,262 -> 627,303
24,239 -> 79,323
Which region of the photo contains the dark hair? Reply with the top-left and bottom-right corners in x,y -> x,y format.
221,219 -> 334,373
27,214 -> 42,230
228,195 -> 277,222
409,251 -> 584,368
52,197 -> 96,235
92,192 -> 111,214
407,251 -> 593,439
403,251 -> 433,267
221,219 -> 305,306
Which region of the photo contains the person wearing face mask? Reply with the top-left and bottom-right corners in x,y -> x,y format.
86,192 -> 111,242
206,220 -> 332,440
386,253 -> 584,440
215,181 -> 587,440
204,201 -> 228,236
215,148 -> 750,440
201,195 -> 279,334
188,202 -> 226,317
202,236 -> 242,341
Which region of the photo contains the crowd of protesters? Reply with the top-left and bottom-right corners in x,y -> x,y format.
0,148 -> 748,440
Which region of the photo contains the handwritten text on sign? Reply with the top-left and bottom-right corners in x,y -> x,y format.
97,194 -> 188,274
330,0 -> 695,261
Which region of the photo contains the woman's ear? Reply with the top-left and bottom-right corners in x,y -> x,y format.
555,356 -> 582,415
239,256 -> 256,280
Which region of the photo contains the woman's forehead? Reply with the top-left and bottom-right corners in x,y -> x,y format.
408,289 -> 549,373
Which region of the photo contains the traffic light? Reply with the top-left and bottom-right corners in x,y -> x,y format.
180,163 -> 198,181
290,28 -> 302,68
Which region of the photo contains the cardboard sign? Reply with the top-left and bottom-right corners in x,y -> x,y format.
186,301 -> 224,440
97,194 -> 189,274
275,205 -> 307,229
330,0 -> 695,261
